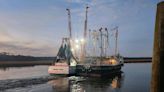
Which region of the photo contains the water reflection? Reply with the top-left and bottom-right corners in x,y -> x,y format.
49,77 -> 70,92
0,66 -> 34,71
0,67 -> 10,71
0,65 -> 48,80
111,76 -> 122,88
49,72 -> 124,92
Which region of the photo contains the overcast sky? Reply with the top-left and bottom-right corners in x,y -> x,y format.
0,0 -> 160,57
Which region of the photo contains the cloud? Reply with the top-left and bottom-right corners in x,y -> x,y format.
0,30 -> 13,42
0,41 -> 57,56
66,0 -> 91,4
0,29 -> 58,56
0,0 -> 158,57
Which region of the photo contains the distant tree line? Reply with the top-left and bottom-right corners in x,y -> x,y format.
0,52 -> 55,61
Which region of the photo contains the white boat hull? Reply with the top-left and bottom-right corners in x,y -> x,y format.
48,62 -> 76,76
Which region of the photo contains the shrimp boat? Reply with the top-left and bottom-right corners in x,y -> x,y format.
76,55 -> 124,77
48,6 -> 124,76
48,38 -> 77,76
75,6 -> 124,76
76,27 -> 124,77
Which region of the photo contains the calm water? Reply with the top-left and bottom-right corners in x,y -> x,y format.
0,63 -> 151,92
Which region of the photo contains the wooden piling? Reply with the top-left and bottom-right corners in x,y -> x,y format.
151,1 -> 164,92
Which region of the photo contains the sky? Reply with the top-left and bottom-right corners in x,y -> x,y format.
0,0 -> 161,57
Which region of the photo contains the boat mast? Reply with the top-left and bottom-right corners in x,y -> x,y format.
110,26 -> 119,56
105,28 -> 109,57
84,6 -> 89,39
66,8 -> 72,39
88,29 -> 91,57
99,28 -> 103,63
82,6 -> 89,59
115,26 -> 118,56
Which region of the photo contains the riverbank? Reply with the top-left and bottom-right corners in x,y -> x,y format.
124,57 -> 152,63
0,54 -> 55,61
0,60 -> 52,67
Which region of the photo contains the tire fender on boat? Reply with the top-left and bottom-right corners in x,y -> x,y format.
85,65 -> 91,72
87,67 -> 92,72
82,67 -> 86,72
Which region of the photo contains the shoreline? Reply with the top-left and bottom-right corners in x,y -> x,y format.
0,60 -> 52,67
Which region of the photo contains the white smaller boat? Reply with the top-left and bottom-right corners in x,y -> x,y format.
48,62 -> 69,75
48,38 -> 77,76
48,59 -> 77,76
